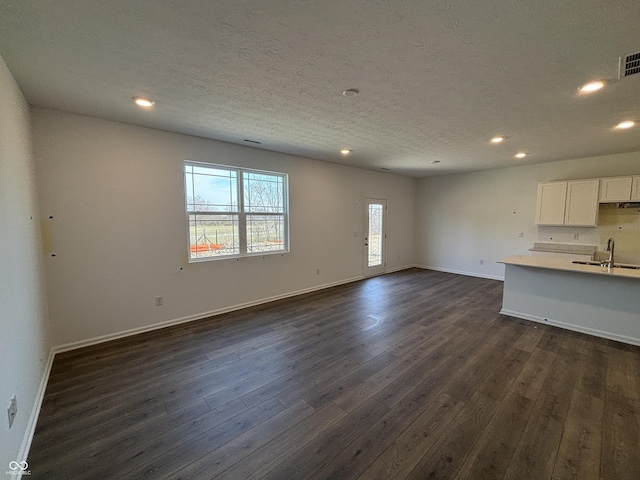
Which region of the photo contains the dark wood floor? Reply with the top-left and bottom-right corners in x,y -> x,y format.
29,268 -> 640,479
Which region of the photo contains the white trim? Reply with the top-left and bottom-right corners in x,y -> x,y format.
385,264 -> 417,274
500,308 -> 640,346
54,266 -> 419,353
416,264 -> 504,281
17,347 -> 55,471
53,275 -> 366,354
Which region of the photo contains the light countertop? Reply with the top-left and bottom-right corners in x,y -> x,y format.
499,255 -> 640,280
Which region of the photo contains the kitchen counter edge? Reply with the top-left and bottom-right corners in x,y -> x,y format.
499,255 -> 640,280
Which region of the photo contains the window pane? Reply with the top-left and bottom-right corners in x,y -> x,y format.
246,214 -> 285,253
243,172 -> 284,213
368,204 -> 383,267
188,213 -> 239,258
185,165 -> 238,212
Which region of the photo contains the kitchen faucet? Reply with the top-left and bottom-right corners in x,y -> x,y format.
606,238 -> 615,271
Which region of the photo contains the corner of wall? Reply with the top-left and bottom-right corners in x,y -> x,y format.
0,53 -> 53,471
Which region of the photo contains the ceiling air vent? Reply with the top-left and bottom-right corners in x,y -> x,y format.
619,52 -> 640,79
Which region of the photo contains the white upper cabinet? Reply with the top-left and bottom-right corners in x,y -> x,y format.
536,182 -> 567,226
536,179 -> 599,227
537,175 -> 639,227
632,177 -> 640,201
564,179 -> 599,226
599,176 -> 633,202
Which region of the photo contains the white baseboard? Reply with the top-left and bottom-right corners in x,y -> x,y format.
500,308 -> 640,347
18,347 -> 55,472
53,266 -> 419,354
385,264 -> 418,274
416,264 -> 504,281
53,275 -> 369,354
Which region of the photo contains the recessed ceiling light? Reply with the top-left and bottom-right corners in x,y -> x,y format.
490,136 -> 505,144
579,81 -> 605,93
615,120 -> 635,129
133,96 -> 154,107
340,148 -> 351,155
515,152 -> 527,159
342,88 -> 359,97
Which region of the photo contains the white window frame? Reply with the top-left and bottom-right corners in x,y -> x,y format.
184,161 -> 289,262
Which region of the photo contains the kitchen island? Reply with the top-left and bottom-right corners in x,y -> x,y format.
499,255 -> 640,346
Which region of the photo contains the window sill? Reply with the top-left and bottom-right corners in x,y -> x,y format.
188,249 -> 290,263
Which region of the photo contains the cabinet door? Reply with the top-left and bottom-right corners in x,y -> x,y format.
632,177 -> 640,201
599,176 -> 632,202
564,179 -> 599,226
536,182 -> 567,225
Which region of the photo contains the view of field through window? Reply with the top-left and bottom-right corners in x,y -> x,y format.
185,163 -> 287,260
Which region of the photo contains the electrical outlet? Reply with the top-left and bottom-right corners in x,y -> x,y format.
479,259 -> 484,265
7,395 -> 17,429
155,296 -> 163,306
316,269 -> 320,275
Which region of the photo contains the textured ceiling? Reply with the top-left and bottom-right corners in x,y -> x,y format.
1,0 -> 639,177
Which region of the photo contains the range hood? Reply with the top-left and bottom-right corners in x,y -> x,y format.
616,202 -> 640,209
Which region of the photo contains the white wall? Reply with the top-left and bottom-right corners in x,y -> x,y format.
416,152 -> 640,279
0,56 -> 51,469
31,108 -> 417,348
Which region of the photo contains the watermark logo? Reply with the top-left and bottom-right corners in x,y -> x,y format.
6,461 -> 31,476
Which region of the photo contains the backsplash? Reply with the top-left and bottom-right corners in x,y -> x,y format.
536,204 -> 640,265
597,204 -> 640,264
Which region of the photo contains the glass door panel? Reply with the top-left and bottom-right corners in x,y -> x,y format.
364,199 -> 386,277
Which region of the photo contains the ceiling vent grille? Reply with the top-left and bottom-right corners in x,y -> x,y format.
619,52 -> 640,79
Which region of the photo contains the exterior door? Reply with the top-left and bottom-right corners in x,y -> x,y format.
363,199 -> 386,277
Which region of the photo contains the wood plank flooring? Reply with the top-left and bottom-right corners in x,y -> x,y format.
28,268 -> 640,479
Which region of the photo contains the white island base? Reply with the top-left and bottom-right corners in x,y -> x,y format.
500,255 -> 640,346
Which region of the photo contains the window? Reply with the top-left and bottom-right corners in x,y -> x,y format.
184,161 -> 289,261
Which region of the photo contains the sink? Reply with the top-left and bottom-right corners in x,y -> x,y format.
572,261 -> 640,270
